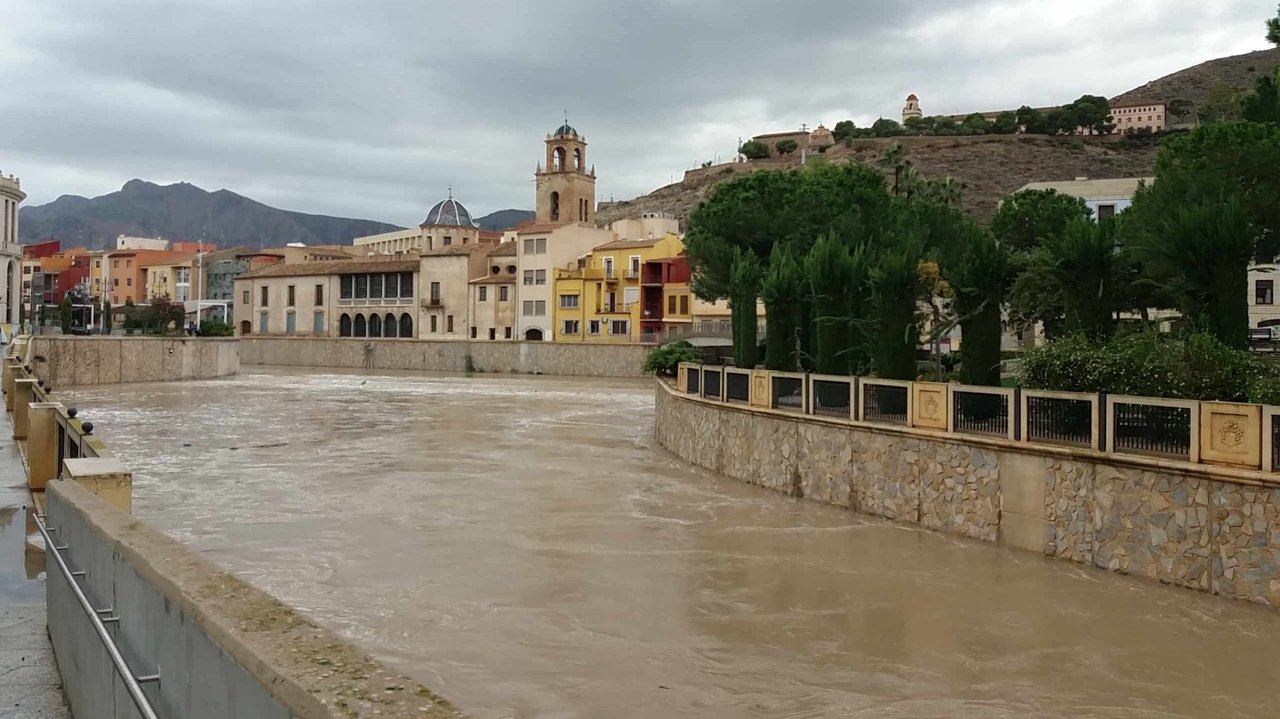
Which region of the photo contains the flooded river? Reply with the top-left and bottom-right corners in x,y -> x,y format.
69,368 -> 1280,718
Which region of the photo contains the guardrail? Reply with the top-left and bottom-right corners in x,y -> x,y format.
3,337 -> 155,717
676,363 -> 1276,473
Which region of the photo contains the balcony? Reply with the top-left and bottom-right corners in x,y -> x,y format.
422,297 -> 444,308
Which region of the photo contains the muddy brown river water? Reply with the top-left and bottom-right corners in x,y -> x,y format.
67,367 -> 1280,718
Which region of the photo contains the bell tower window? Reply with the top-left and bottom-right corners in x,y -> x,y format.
553,147 -> 565,172
573,148 -> 582,171
550,191 -> 560,222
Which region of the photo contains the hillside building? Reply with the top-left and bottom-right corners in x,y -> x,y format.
116,235 -> 169,251
1014,177 -> 1153,221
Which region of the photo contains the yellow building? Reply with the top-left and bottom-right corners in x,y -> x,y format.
141,256 -> 196,302
552,233 -> 683,343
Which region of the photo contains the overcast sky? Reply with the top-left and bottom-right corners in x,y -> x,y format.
0,0 -> 1271,226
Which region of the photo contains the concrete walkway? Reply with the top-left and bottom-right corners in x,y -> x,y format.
0,423 -> 69,717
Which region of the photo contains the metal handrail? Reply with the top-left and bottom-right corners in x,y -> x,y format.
34,513 -> 161,719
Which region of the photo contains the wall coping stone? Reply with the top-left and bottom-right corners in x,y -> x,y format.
48,480 -> 467,718
657,378 -> 1280,489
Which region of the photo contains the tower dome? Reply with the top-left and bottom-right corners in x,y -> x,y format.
422,192 -> 477,228
553,123 -> 578,138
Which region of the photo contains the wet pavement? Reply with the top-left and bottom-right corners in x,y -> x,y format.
66,367 -> 1280,719
0,421 -> 69,717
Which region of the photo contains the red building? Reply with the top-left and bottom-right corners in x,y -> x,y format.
640,254 -> 693,337
171,241 -> 218,254
22,239 -> 61,259
52,254 -> 91,305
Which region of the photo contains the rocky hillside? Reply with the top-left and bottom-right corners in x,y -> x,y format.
600,47 -> 1279,228
599,135 -> 1159,226
1112,47 -> 1280,107
474,209 -> 534,231
20,179 -> 403,250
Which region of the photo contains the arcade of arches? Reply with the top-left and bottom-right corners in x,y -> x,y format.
338,312 -> 414,339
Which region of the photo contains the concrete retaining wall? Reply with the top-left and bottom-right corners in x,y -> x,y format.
45,480 -> 465,718
241,336 -> 650,377
656,380 -> 1280,607
26,336 -> 239,387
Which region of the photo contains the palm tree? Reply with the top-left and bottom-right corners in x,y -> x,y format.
877,143 -> 910,196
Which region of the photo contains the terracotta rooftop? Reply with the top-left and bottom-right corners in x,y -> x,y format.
592,238 -> 665,251
240,259 -> 419,279
488,241 -> 517,257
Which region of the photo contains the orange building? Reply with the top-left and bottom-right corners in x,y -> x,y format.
106,249 -> 195,305
172,241 -> 217,254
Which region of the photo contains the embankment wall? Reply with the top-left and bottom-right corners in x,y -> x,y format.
655,380 -> 1280,607
240,336 -> 649,377
26,336 -> 239,387
45,480 -> 465,718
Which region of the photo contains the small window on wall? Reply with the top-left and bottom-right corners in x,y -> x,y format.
341,275 -> 354,299
668,295 -> 676,314
1097,204 -> 1116,221
588,320 -> 601,335
562,320 -> 580,335
471,326 -> 477,338
489,328 -> 496,340
315,284 -> 324,305
479,286 -> 488,301
499,285 -> 510,302
400,272 -> 414,298
430,315 -> 438,333
679,295 -> 689,315
504,327 -> 512,339
447,315 -> 454,333
242,290 -> 249,304
261,286 -> 269,306
1257,280 -> 1274,306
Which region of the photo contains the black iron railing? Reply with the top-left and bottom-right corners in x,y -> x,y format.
1026,395 -> 1094,447
863,383 -> 908,425
952,390 -> 1009,437
1273,414 -> 1280,472
702,369 -> 722,401
771,375 -> 804,412
725,371 -> 750,403
1112,401 -> 1192,458
686,368 -> 700,395
811,378 -> 852,418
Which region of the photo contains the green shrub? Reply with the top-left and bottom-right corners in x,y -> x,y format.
198,319 -> 235,337
644,341 -> 702,376
1021,331 -> 1273,401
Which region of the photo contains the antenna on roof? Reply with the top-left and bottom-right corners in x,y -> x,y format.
448,186 -> 453,200
564,108 -> 569,126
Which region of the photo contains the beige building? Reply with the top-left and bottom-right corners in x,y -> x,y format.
610,212 -> 679,242
419,244 -> 490,339
259,244 -> 354,264
469,242 -> 519,341
352,193 -> 494,256
1015,177 -> 1153,221
116,235 -> 170,251
0,171 -> 23,326
1111,101 -> 1166,133
234,259 -> 418,338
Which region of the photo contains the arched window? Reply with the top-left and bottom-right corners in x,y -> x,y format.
239,320 -> 252,336
524,327 -> 544,341
553,146 -> 565,171
550,191 -> 560,222
573,148 -> 582,171
384,313 -> 397,338
353,313 -> 367,337
339,313 -> 352,337
369,313 -> 382,337
399,313 -> 413,338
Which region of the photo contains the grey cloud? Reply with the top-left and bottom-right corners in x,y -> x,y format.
0,0 -> 1269,227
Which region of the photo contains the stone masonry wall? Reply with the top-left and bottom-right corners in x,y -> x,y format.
240,337 -> 649,378
26,336 -> 239,387
656,381 -> 1280,608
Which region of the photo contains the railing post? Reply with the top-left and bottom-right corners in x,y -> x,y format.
62,458 -> 133,514
3,358 -> 21,411
1012,387 -> 1022,441
27,402 -> 64,490
1098,392 -> 1109,452
12,378 -> 37,440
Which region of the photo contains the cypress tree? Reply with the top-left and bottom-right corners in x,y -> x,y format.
870,239 -> 923,380
762,244 -> 803,371
806,234 -> 871,375
948,227 -> 1008,386
728,248 -> 762,368
59,297 -> 73,335
102,298 -> 113,334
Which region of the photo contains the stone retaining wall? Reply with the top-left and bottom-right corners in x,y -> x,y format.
240,336 -> 649,377
656,380 -> 1280,607
46,480 -> 466,719
26,336 -> 239,387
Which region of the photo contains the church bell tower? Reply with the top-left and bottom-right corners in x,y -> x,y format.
535,118 -> 596,225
